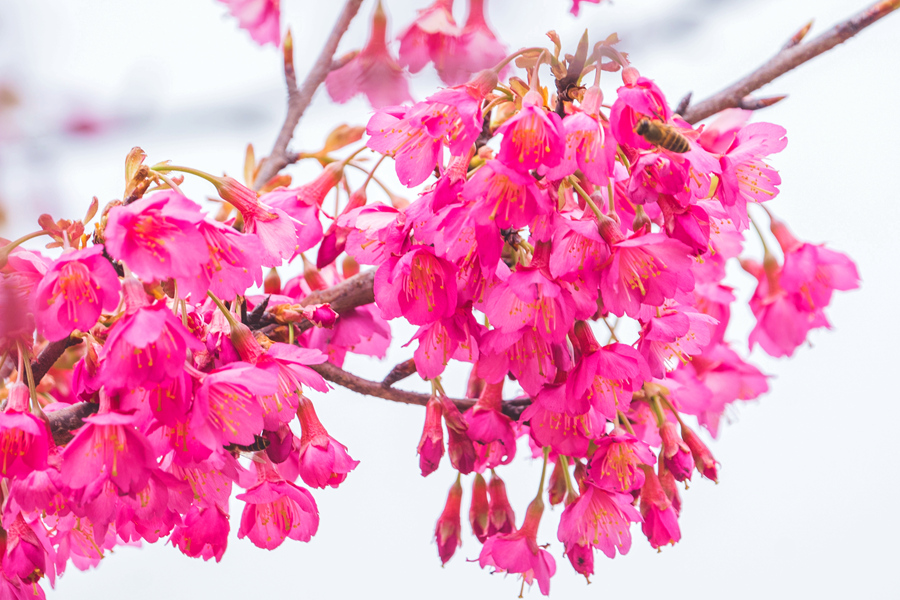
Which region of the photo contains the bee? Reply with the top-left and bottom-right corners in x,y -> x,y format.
634,118 -> 691,153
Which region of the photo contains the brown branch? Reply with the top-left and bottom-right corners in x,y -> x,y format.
310,361 -> 532,419
682,0 -> 900,124
48,402 -> 98,445
382,358 -> 417,388
253,0 -> 365,189
300,269 -> 375,311
32,336 -> 82,386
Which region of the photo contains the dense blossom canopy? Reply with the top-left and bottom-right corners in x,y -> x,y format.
0,0 -> 881,597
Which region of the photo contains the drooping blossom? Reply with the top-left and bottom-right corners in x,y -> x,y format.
658,421 -> 694,481
219,0 -> 280,46
60,409 -> 156,497
397,0 -> 460,77
479,496 -> 556,596
544,86 -> 616,185
101,283 -> 203,390
33,245 -> 120,341
434,477 -> 463,564
181,218 -> 265,301
4,514 -> 46,584
589,428 -> 656,492
446,0 -> 507,84
0,382 -> 50,479
558,483 -> 642,560
470,473 -> 490,542
169,506 -> 230,562
326,1 -> 412,108
463,159 -> 552,230
295,397 -> 359,489
487,471 -> 516,537
464,381 -> 516,469
417,395 -> 444,476
189,363 -> 274,450
237,458 -> 319,549
638,465 -> 681,549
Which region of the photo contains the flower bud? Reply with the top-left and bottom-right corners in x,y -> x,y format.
469,473 -> 489,543
435,477 -> 463,564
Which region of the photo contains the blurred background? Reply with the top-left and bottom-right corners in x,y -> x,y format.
1,0 -> 898,598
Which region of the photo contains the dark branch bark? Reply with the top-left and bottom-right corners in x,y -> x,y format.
253,0 -> 365,189
310,361 -> 531,419
49,402 -> 98,445
682,0 -> 900,124
32,336 -> 82,385
382,358 -> 417,388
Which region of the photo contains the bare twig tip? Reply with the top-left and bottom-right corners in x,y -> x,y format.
782,20 -> 814,50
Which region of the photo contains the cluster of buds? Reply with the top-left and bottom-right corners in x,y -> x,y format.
0,8 -> 860,600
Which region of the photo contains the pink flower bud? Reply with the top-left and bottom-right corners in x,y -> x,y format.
435,477 -> 463,564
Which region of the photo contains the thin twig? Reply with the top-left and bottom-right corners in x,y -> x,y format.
682,0 -> 900,124
253,0 -> 365,189
310,361 -> 531,418
382,358 -> 418,388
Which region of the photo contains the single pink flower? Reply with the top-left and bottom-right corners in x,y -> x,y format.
101,299 -> 202,390
189,363 -> 274,450
771,219 -> 860,312
262,164 -> 343,254
598,221 -> 695,319
638,466 -> 681,549
444,0 -> 507,85
568,322 -> 649,418
496,90 -> 565,172
180,218 -> 264,301
104,191 -> 208,283
4,514 -> 46,584
470,472 -> 490,542
60,411 -> 156,496
219,0 -> 280,46
257,343 -> 329,429
169,505 -> 230,562
637,301 -> 718,378
373,245 -> 457,325
487,471 -> 515,537
439,395 -> 477,474
658,421 -> 694,482
434,477 -> 463,564
464,381 -> 516,470
295,398 -> 359,489
589,428 -> 656,493
463,159 -> 552,229
397,0 -> 460,75
0,383 -> 50,479
558,483 -> 641,559
408,307 -> 484,379
478,329 -> 566,397
237,459 -> 319,549
326,2 -> 412,108
743,256 -> 820,358
0,276 -> 36,355
417,395 -> 445,477
33,245 -> 120,341
522,400 -> 604,459
716,122 -> 787,229
544,87 -> 616,185
609,73 -> 673,151
479,497 -> 556,596
213,177 -> 299,267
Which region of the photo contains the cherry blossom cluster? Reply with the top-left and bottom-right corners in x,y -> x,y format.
0,1 -> 864,598
347,36 -> 859,594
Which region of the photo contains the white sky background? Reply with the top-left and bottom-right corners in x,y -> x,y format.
1,0 -> 899,598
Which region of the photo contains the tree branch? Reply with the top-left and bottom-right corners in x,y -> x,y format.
253,0 -> 365,189
310,361 -> 531,419
48,402 -> 98,445
682,0 -> 900,124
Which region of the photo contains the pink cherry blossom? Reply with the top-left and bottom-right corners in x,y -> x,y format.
589,429 -> 656,492
60,410 -> 156,497
33,245 -> 120,341
544,87 -> 616,185
495,90 -> 565,172
104,191 -> 208,283
219,0 -> 280,46
487,471 -> 516,537
463,159 -> 552,229
0,383 -> 50,479
435,477 -> 463,564
169,505 -> 230,562
374,245 -> 457,325
397,0 -> 460,76
470,473 -> 490,542
447,0 -> 507,85
417,395 -> 445,476
237,460 -> 319,549
464,381 -> 516,469
479,498 -> 556,596
558,483 -> 641,559
295,398 -> 359,489
326,2 -> 412,108
101,300 -> 203,390
189,363 -> 274,450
